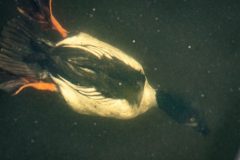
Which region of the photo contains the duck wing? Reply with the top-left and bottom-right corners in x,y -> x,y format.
49,35 -> 146,106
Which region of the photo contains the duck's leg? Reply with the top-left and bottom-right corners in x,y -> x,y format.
48,0 -> 68,37
13,80 -> 58,96
16,0 -> 68,38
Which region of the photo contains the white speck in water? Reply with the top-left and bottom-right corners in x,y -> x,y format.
92,8 -> 96,12
34,120 -> 38,124
89,14 -> 94,18
30,139 -> 35,144
208,109 -> 213,114
188,45 -> 192,49
118,82 -> 122,86
207,70 -> 211,74
13,118 -> 18,122
132,39 -> 136,43
116,16 -> 120,21
93,122 -> 97,126
190,117 -> 196,122
150,153 -> 155,158
229,88 -> 234,92
157,29 -> 160,33
155,17 -> 159,21
168,120 -> 173,125
73,122 -> 78,126
238,87 -> 240,91
154,67 -> 158,71
200,93 -> 205,98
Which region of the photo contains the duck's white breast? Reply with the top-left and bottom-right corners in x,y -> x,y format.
51,75 -> 156,119
51,32 -> 157,119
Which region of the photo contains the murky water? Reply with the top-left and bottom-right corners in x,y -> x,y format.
0,0 -> 240,160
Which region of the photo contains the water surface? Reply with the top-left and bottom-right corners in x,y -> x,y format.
0,0 -> 240,160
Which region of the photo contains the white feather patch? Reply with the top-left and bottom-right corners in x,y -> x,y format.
51,75 -> 157,119
51,33 -> 157,119
56,32 -> 144,73
51,75 -> 140,119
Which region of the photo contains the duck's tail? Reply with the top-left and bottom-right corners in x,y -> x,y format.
156,90 -> 210,136
16,0 -> 68,38
0,0 -> 65,95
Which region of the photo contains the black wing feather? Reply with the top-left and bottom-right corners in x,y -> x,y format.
49,47 -> 146,105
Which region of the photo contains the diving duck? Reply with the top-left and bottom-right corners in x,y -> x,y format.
0,0 -> 209,134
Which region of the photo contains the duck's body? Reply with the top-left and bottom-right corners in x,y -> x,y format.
0,0 -> 209,134
0,0 -> 157,119
50,33 -> 157,119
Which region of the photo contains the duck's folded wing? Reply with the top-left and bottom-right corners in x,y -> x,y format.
50,47 -> 146,106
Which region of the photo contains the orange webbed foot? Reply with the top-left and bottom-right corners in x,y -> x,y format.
49,0 -> 68,38
13,81 -> 58,96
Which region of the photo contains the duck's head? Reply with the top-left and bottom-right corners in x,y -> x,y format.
156,90 -> 210,135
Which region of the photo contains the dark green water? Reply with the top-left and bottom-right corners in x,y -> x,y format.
0,0 -> 240,160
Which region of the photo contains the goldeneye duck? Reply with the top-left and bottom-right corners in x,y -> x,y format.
0,0 -> 209,134
50,32 -> 157,119
0,0 -> 156,119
